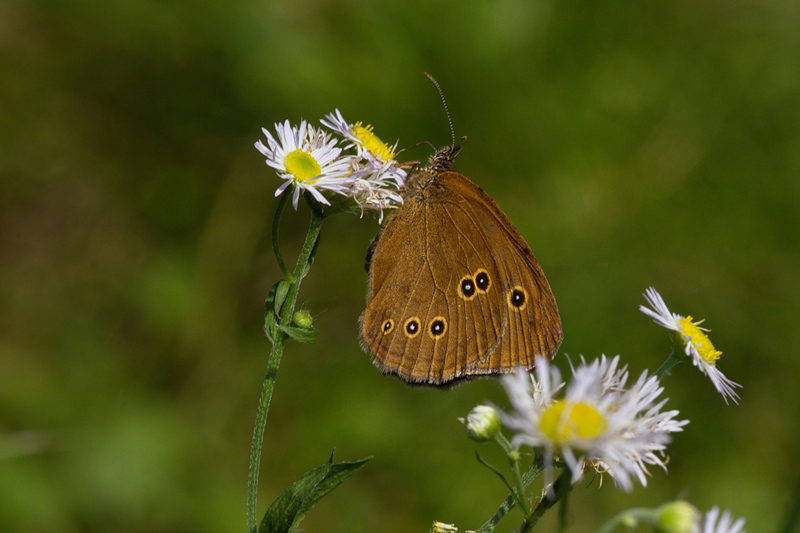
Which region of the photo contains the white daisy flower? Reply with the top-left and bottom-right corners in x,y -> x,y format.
320,109 -> 356,143
321,110 -> 407,220
322,110 -> 399,161
702,507 -> 745,533
640,287 -> 742,404
346,169 -> 405,222
322,110 -> 407,182
255,120 -> 355,210
500,356 -> 688,494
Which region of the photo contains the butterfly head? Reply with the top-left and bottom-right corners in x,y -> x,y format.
403,143 -> 463,193
425,144 -> 462,174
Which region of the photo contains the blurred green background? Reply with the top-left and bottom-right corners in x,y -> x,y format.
2,0 -> 799,531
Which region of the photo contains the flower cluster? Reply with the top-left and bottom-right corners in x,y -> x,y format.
500,355 -> 688,492
470,286 -> 746,527
255,110 -> 407,219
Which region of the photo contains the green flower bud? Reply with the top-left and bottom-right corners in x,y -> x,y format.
621,514 -> 639,529
292,310 -> 313,329
461,405 -> 501,442
655,501 -> 700,533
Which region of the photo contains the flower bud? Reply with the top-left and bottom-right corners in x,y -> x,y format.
461,405 -> 501,442
292,310 -> 313,329
655,501 -> 700,533
621,514 -> 639,529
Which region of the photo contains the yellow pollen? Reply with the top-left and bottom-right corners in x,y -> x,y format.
539,401 -> 608,444
352,123 -> 394,160
680,316 -> 722,365
284,149 -> 321,182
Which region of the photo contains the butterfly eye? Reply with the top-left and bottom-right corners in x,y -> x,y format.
404,317 -> 421,338
459,276 -> 476,299
382,319 -> 395,335
428,317 -> 448,339
475,269 -> 491,292
508,286 -> 527,310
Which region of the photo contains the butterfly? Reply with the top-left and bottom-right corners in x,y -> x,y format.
360,145 -> 562,386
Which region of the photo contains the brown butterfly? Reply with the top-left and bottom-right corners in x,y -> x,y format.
360,145 -> 562,386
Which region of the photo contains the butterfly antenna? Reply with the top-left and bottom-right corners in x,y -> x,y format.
424,72 -> 456,148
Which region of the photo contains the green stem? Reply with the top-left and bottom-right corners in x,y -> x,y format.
493,432 -> 514,455
595,508 -> 652,533
557,473 -> 570,533
509,455 -> 530,518
246,208 -> 324,533
476,456 -> 544,533
492,433 -> 530,518
522,468 -> 572,533
655,346 -> 683,380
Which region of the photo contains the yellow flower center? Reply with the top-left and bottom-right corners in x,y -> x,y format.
680,316 -> 722,365
352,123 -> 394,160
285,149 -> 321,182
539,401 -> 608,444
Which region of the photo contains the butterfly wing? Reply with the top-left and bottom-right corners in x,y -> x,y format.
360,171 -> 562,386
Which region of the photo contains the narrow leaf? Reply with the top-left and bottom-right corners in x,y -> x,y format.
277,325 -> 317,344
273,280 -> 291,315
258,453 -> 371,533
265,283 -> 278,314
477,457 -> 544,533
299,456 -> 372,514
475,451 -> 513,492
264,310 -> 278,342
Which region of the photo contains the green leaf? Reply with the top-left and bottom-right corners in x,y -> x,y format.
258,452 -> 372,533
265,283 -> 278,314
264,310 -> 278,342
475,451 -> 513,492
265,280 -> 292,317
264,280 -> 293,342
277,324 -> 316,344
273,280 -> 291,315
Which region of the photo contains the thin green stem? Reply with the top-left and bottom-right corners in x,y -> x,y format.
509,456 -> 530,518
655,346 -> 683,380
522,468 -> 572,533
557,473 -> 570,533
595,508 -> 652,533
247,337 -> 286,533
493,432 -> 514,455
247,208 -> 324,533
492,433 -> 530,518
